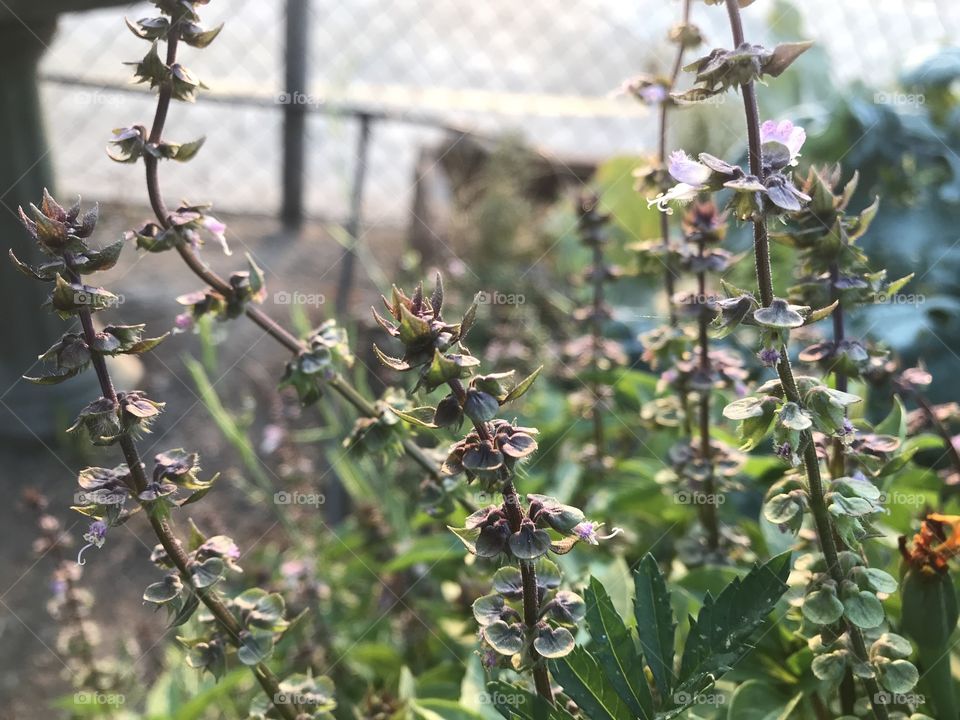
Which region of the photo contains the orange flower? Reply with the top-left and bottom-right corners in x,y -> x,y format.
899,513 -> 960,574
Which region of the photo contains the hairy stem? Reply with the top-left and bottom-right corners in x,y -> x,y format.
723,2 -> 888,717
656,0 -> 692,326
448,378 -> 552,703
828,263 -> 847,481
695,237 -> 719,550
589,228 -> 606,465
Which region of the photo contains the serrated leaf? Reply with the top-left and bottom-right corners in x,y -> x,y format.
584,577 -> 654,719
549,646 -> 633,720
674,553 -> 791,703
633,554 -> 676,700
486,681 -> 574,720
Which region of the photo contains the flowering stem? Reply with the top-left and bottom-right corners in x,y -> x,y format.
723,2 -> 888,717
827,264 -> 857,714
656,0 -> 692,326
502,480 -> 553,703
828,263 -> 848,481
589,221 -> 606,465
914,392 -> 960,492
447,378 -> 552,703
30,507 -> 104,690
695,238 -> 719,550
138,22 -> 446,493
63,258 -> 298,720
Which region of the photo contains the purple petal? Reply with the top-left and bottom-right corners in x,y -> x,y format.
760,119 -> 806,160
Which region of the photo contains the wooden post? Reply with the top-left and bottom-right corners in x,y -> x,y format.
334,113 -> 372,316
0,18 -> 100,438
281,0 -> 309,228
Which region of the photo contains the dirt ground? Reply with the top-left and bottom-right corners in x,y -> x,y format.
0,202 -> 408,717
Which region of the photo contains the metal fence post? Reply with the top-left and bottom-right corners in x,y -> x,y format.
334,113 -> 372,315
281,0 -> 309,227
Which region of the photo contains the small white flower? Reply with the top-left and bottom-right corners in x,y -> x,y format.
668,150 -> 712,185
648,182 -> 701,214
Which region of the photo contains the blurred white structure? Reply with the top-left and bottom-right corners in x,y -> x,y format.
39,0 -> 959,225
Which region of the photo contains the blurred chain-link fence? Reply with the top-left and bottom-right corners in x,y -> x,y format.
38,0 -> 960,227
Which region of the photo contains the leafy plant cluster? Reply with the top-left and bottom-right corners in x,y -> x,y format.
12,1 -> 960,719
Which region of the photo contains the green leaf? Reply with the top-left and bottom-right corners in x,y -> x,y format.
533,626 -> 575,658
726,680 -> 803,720
723,396 -> 767,420
190,557 -> 224,589
843,590 -> 884,629
874,394 -> 907,441
509,527 -> 551,560
802,588 -> 844,625
811,650 -> 848,682
633,554 -> 675,700
861,568 -> 899,595
237,631 -> 274,666
482,621 -> 524,656
413,699 -> 484,720
493,566 -> 524,599
143,575 -> 182,604
503,365 -> 543,404
549,646 -> 633,720
472,593 -> 506,627
901,568 -> 958,650
584,577 -> 654,719
486,681 -> 574,720
878,659 -> 919,694
392,405 -> 440,429
675,553 -> 791,702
